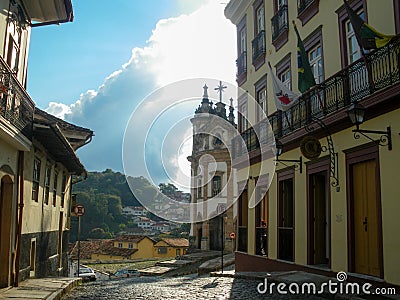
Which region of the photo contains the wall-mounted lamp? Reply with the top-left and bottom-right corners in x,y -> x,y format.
275,140 -> 303,173
347,102 -> 392,150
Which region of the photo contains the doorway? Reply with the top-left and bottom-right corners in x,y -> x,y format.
0,175 -> 13,288
278,176 -> 294,262
308,171 -> 329,266
209,216 -> 222,251
350,159 -> 382,277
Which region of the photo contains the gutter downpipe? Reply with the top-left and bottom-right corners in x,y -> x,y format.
14,151 -> 24,286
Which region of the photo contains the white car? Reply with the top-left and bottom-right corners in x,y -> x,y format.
75,267 -> 97,281
110,269 -> 140,278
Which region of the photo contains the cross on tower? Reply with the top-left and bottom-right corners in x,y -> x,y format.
214,81 -> 227,103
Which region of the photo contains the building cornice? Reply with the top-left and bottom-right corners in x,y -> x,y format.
224,0 -> 251,25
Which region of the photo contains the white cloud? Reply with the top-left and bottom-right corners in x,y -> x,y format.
45,1 -> 236,184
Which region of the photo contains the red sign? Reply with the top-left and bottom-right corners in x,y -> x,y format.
230,232 -> 236,239
74,204 -> 85,216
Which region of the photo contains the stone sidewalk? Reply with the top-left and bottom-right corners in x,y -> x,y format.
0,277 -> 81,300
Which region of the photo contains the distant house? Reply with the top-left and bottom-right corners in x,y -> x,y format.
122,206 -> 147,217
137,217 -> 153,229
91,235 -> 155,260
153,238 -> 189,258
151,223 -> 172,232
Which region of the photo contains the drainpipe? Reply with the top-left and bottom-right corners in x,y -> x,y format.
14,151 -> 24,286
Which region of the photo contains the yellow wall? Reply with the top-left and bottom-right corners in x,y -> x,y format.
113,241 -> 138,249
131,238 -> 155,259
22,143 -> 71,235
153,240 -> 187,258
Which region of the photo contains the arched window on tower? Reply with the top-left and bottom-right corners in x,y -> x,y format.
212,176 -> 222,197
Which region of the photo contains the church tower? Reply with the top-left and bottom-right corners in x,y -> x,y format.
188,82 -> 236,253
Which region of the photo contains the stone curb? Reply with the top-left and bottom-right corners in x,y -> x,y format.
47,278 -> 82,300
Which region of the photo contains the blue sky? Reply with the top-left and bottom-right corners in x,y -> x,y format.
27,0 -> 236,186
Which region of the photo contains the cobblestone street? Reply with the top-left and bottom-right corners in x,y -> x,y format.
63,274 -> 327,300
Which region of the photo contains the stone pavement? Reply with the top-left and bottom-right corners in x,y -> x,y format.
140,250 -> 223,276
0,277 -> 80,300
211,270 -> 400,300
198,253 -> 235,275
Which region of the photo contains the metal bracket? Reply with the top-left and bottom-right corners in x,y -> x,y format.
305,117 -> 339,187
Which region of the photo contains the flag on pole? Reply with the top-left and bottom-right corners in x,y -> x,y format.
268,62 -> 299,111
293,21 -> 316,93
343,0 -> 394,50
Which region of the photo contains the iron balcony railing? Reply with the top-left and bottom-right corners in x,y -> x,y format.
297,0 -> 315,15
233,38 -> 400,160
271,5 -> 288,41
236,51 -> 247,76
0,56 -> 34,139
251,30 -> 266,62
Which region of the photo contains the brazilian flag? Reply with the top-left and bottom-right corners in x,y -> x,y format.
293,23 -> 316,93
343,0 -> 394,50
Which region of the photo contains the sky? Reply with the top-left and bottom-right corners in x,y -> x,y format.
27,0 -> 237,188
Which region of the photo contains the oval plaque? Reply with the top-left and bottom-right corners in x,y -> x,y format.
300,136 -> 322,160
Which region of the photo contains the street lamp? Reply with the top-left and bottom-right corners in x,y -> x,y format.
347,102 -> 392,150
274,139 -> 303,173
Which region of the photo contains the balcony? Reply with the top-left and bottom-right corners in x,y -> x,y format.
271,5 -> 288,50
297,0 -> 319,25
233,38 -> 400,163
0,56 -> 34,140
251,30 -> 266,69
236,51 -> 247,85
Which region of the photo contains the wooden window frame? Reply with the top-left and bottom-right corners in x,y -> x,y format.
237,16 -> 247,85
255,75 -> 267,123
53,170 -> 58,207
395,0 -> 400,34
297,0 -> 320,26
32,158 -> 41,202
337,0 -> 368,67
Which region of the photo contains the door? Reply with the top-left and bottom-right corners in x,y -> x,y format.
0,176 -> 13,287
352,159 -> 381,277
309,172 -> 329,265
209,216 -> 222,251
278,178 -> 294,261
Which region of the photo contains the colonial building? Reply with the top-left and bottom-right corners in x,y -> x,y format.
225,0 -> 400,285
153,238 -> 189,258
188,84 -> 237,252
0,0 -> 93,287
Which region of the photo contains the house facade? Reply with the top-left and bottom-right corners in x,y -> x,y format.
0,0 -> 92,287
153,238 -> 189,258
225,0 -> 400,285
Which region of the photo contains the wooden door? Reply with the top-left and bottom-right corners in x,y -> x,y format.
0,176 -> 13,288
312,173 -> 327,265
278,178 -> 294,261
352,159 -> 380,277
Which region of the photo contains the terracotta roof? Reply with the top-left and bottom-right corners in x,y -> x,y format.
158,238 -> 189,248
69,239 -> 111,259
96,240 -> 138,257
113,235 -> 155,243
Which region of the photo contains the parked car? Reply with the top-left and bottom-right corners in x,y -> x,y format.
109,269 -> 140,278
74,267 -> 97,281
